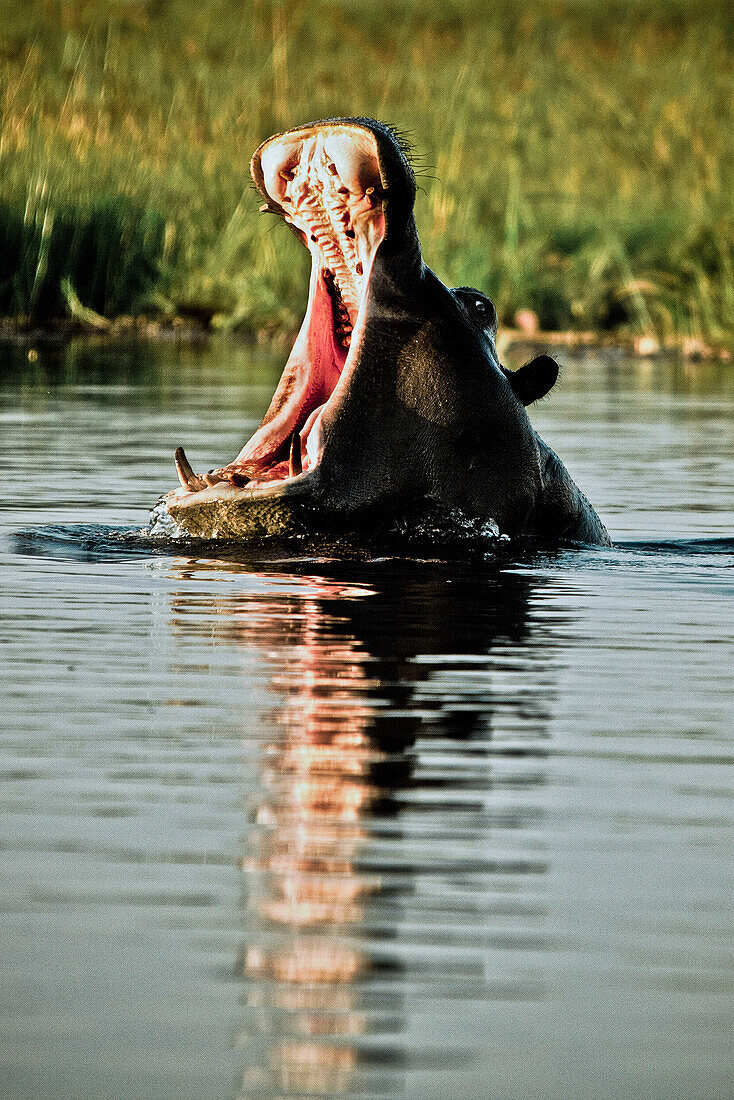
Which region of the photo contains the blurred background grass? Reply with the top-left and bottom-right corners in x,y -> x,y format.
0,0 -> 732,342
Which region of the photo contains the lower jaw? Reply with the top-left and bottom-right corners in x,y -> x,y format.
164,486 -> 317,540
162,475 -> 395,542
160,490 -> 512,550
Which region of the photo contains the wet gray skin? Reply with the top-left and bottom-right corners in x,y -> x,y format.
163,117 -> 609,546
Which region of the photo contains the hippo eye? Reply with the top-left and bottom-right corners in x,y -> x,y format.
453,287 -> 497,331
473,297 -> 497,329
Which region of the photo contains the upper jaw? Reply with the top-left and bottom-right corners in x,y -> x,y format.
253,121 -> 389,283
250,117 -> 415,243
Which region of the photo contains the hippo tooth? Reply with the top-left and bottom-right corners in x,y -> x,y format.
174,447 -> 206,492
289,431 -> 302,477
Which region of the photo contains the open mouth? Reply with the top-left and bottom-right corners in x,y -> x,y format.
172,122 -> 387,499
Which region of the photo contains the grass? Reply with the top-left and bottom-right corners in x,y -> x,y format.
0,0 -> 732,343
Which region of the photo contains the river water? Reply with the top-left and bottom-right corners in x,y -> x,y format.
1,339 -> 732,1100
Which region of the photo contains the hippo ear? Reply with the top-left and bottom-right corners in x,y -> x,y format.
506,354 -> 559,406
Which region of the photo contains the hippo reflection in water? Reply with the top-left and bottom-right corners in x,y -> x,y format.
162,117 -> 609,546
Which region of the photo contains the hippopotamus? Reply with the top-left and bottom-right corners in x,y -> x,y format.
162,117 -> 609,546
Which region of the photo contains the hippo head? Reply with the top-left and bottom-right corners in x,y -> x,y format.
163,117 -> 559,540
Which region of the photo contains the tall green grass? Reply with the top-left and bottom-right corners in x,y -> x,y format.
0,192 -> 172,320
0,0 -> 732,340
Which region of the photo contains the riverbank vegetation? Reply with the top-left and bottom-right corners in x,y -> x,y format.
1,0 -> 732,345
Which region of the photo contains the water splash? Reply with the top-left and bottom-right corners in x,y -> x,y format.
390,505 -> 509,548
144,498 -> 186,540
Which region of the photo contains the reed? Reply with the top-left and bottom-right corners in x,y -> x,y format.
0,0 -> 731,341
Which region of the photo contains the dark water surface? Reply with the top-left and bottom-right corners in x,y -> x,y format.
1,340 -> 732,1100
